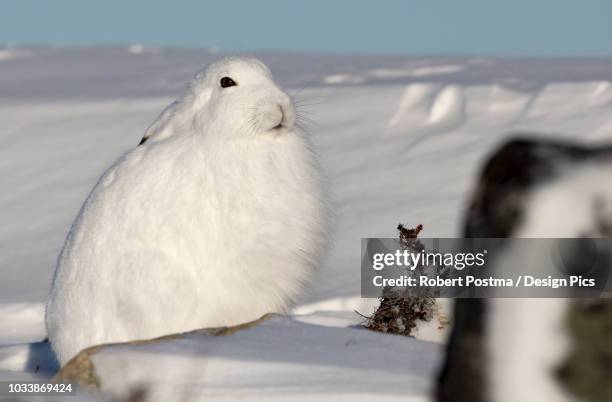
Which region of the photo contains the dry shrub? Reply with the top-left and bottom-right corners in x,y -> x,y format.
363,223 -> 436,336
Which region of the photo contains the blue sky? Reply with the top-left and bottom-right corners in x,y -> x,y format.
1,0 -> 611,56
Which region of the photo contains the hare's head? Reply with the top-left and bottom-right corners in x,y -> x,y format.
140,57 -> 297,146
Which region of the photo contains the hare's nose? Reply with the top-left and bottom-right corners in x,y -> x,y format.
276,103 -> 288,126
266,104 -> 283,131
277,101 -> 295,128
275,104 -> 285,128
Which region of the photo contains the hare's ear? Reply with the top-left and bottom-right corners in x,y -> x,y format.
138,100 -> 179,146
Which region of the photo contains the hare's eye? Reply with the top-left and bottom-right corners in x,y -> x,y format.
220,77 -> 237,88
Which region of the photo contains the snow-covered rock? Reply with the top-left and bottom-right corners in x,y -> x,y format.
55,314 -> 441,402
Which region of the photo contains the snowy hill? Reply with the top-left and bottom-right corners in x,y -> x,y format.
1,47 -> 612,399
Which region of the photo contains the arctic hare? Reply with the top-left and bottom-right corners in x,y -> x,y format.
46,57 -> 329,364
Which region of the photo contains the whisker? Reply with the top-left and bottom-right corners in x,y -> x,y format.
296,115 -> 320,129
293,101 -> 327,108
295,108 -> 317,117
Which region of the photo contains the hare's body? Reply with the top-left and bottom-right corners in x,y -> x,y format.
46,58 -> 328,364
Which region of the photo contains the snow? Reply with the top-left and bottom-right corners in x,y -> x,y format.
0,47 -> 33,61
82,315 -> 441,402
1,47 -> 612,399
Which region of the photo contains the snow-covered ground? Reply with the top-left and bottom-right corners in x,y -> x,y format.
59,315 -> 443,402
1,47 -> 612,399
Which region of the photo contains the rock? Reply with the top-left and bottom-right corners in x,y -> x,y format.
54,345 -> 103,392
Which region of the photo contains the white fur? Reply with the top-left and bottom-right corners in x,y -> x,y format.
487,298 -> 571,402
46,57 -> 329,365
487,162 -> 612,402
